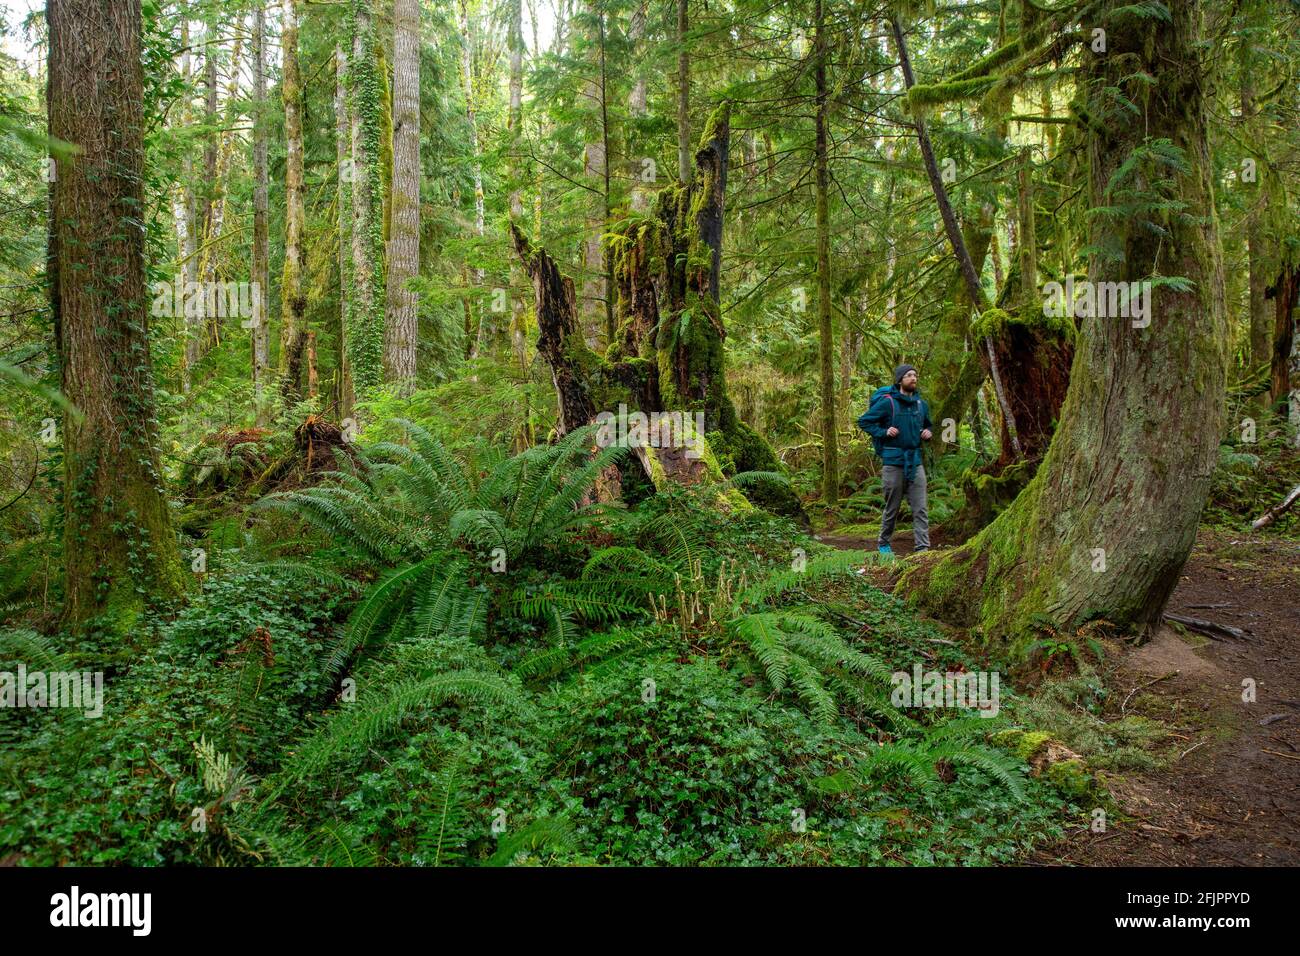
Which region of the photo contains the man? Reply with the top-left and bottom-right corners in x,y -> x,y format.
856,364 -> 932,556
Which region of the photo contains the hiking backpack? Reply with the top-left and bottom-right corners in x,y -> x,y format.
864,385 -> 898,458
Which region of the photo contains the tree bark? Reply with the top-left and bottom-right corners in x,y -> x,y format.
1267,264 -> 1299,439
49,0 -> 184,625
1241,48 -> 1271,377
251,1 -> 270,424
176,11 -> 199,394
457,0 -> 487,357
384,0 -> 420,392
889,17 -> 1020,457
335,43 -> 354,418
900,0 -> 1229,650
676,0 -> 691,186
813,0 -> 837,506
348,0 -> 386,398
280,0 -> 307,401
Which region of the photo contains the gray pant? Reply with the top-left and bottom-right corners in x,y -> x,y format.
880,464 -> 929,550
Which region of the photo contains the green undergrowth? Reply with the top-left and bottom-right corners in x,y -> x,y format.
1,424 -> 1090,866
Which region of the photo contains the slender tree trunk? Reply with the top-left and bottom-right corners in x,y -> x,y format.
384,0 -> 420,392
508,0 -> 532,444
629,1 -> 651,211
177,12 -> 199,394
49,0 -> 183,626
201,20 -> 218,244
676,0 -> 691,185
458,0 -> 487,357
1240,50 -> 1271,376
1016,147 -> 1038,311
348,0 -> 386,399
280,0 -> 307,400
813,0 -> 837,505
336,43 -> 355,417
902,0 -> 1229,649
251,1 -> 270,424
198,21 -> 245,359
578,5 -> 611,345
890,17 -> 1020,457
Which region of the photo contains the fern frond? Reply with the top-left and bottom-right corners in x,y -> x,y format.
271,670 -> 527,790
485,816 -> 578,866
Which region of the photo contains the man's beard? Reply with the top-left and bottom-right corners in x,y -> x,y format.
901,382 -> 916,393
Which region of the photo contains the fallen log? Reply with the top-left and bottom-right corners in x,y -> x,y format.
1163,612 -> 1250,642
1252,482 -> 1300,530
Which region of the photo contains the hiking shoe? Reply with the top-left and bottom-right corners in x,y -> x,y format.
878,544 -> 894,559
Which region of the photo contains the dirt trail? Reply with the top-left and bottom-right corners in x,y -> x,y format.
821,525 -> 1300,866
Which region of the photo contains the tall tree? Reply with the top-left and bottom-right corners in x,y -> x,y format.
251,0 -> 270,423
675,0 -> 691,185
902,0 -> 1230,649
280,0 -> 307,401
348,0 -> 387,401
175,10 -> 199,394
48,0 -> 183,625
813,0 -> 837,505
336,43 -> 355,417
457,0 -> 487,356
384,0 -> 420,390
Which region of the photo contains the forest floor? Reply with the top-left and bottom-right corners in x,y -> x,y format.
817,523 -> 1300,866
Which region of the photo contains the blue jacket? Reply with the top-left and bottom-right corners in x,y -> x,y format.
857,385 -> 932,481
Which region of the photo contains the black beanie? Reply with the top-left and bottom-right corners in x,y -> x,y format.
894,364 -> 916,385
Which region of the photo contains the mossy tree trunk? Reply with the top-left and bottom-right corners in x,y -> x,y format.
1268,263 -> 1299,436
251,1 -> 270,424
280,0 -> 307,404
510,223 -> 599,435
384,0 -> 420,392
49,0 -> 184,627
511,222 -> 625,500
513,109 -> 802,516
947,302 -> 1074,541
335,43 -> 354,418
900,0 -> 1229,650
813,0 -> 838,506
347,0 -> 386,401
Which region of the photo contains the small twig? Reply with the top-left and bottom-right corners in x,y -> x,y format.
1263,748 -> 1300,762
1178,739 -> 1207,761
1123,671 -> 1178,714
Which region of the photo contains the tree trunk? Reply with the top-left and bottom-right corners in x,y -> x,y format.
1016,147 -> 1037,312
508,0 -> 532,448
457,0 -> 487,358
280,0 -> 307,401
900,0 -> 1229,651
335,43 -> 354,418
1267,264 -> 1300,440
176,12 -> 199,394
629,1 -> 651,211
251,1 -> 270,424
49,0 -> 184,626
889,17 -> 1021,456
384,0 -> 419,392
1241,50 -> 1271,378
198,21 -> 245,359
676,0 -> 691,186
348,0 -> 386,399
813,0 -> 837,506
510,223 -> 598,435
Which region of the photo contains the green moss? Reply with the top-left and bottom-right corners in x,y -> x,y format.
971,304 -> 1075,343
994,729 -> 1052,762
1044,758 -> 1094,798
